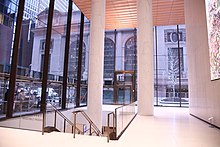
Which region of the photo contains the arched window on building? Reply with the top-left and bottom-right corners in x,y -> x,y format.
125,36 -> 137,71
68,39 -> 86,81
104,38 -> 115,79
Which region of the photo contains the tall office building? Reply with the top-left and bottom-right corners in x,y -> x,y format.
22,0 -> 69,20
37,0 -> 68,14
23,0 -> 39,20
0,0 -> 17,69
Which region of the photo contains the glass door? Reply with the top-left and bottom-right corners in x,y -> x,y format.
114,71 -> 135,105
117,86 -> 133,104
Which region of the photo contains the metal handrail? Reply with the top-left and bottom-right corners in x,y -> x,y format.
80,91 -> 87,101
80,111 -> 102,135
46,103 -> 83,134
107,112 -> 115,142
114,101 -> 136,111
72,110 -> 103,138
107,101 -> 137,142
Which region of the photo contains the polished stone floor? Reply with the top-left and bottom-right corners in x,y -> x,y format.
0,107 -> 219,147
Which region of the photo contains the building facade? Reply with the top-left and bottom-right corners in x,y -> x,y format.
30,9 -> 188,105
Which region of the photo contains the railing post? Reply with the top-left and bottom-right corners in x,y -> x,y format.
82,124 -> 85,135
113,113 -> 115,133
73,112 -> 76,138
107,112 -> 115,142
89,123 -> 92,135
54,111 -> 57,128
107,114 -> 110,142
64,120 -> 66,133
115,109 -> 117,138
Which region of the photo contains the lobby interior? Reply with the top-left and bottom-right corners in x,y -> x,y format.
70,0 -> 220,131
0,0 -> 220,146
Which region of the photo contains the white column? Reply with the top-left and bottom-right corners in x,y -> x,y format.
137,0 -> 154,115
87,0 -> 106,130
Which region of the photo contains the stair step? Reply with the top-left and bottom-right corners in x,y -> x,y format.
109,132 -> 117,140
44,126 -> 60,133
102,126 -> 117,140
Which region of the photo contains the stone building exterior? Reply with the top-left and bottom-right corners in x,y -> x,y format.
31,9 -> 188,100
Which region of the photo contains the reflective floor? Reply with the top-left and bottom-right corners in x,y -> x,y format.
119,107 -> 220,147
0,107 -> 219,147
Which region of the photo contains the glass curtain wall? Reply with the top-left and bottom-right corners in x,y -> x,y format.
154,25 -> 189,107
67,12 -> 89,108
124,30 -> 137,102
103,31 -> 115,104
103,29 -> 137,105
0,0 -> 51,130
0,0 -> 46,117
0,1 -> 189,123
45,0 -> 68,110
67,11 -> 81,108
79,16 -> 90,107
0,0 -> 88,119
0,0 -> 18,118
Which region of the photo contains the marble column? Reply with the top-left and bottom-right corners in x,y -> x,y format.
137,0 -> 154,115
87,0 -> 106,130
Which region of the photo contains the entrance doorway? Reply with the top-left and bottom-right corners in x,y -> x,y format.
113,70 -> 135,104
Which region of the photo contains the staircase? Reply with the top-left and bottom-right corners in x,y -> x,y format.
43,104 -> 104,139
43,126 -> 60,133
43,104 -> 83,135
102,126 -> 117,140
72,110 -> 103,137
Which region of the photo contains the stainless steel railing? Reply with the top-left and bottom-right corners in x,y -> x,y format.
72,110 -> 103,138
107,101 -> 137,142
42,103 -> 83,135
107,111 -> 115,142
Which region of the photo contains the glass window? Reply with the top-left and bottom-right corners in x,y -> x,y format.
104,37 -> 115,79
68,39 -> 86,80
125,36 -> 137,71
154,25 -> 189,107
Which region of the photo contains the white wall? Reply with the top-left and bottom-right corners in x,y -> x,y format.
185,0 -> 220,127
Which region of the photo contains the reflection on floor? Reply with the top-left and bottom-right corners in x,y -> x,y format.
0,107 -> 220,147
